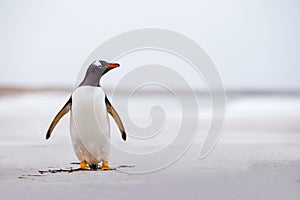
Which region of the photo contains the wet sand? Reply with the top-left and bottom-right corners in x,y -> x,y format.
0,92 -> 299,200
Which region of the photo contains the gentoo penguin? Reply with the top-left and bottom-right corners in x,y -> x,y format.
46,60 -> 126,170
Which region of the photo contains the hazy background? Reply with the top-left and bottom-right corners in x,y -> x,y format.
0,0 -> 299,91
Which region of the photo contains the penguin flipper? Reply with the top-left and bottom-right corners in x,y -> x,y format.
46,97 -> 72,140
105,96 -> 126,141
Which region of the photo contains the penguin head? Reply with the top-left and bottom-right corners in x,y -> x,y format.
79,60 -> 120,87
90,60 -> 120,75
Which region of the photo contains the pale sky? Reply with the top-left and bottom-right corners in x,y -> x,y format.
0,0 -> 299,91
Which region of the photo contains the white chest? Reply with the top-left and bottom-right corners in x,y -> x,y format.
69,86 -> 111,163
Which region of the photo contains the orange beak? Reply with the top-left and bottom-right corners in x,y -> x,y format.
107,63 -> 120,68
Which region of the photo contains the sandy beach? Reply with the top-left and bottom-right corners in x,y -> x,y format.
0,92 -> 299,200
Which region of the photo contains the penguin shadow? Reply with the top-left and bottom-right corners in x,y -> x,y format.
37,162 -> 135,174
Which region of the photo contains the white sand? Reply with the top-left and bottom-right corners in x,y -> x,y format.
0,92 -> 299,200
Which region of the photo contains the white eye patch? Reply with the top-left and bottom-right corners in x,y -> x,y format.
94,60 -> 102,67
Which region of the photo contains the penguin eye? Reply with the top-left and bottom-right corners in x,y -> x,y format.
94,61 -> 102,67
99,61 -> 106,67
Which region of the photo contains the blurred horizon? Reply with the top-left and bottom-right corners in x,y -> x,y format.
0,85 -> 299,96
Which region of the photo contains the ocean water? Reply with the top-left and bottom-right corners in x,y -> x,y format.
0,91 -> 299,147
